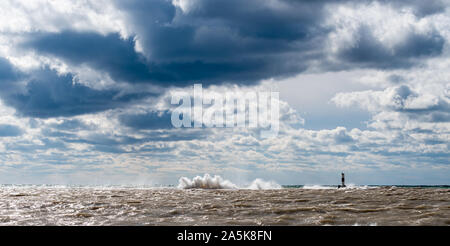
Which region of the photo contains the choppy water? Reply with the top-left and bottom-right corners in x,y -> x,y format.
0,185 -> 449,226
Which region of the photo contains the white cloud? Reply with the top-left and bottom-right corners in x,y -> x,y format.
0,0 -> 125,34
325,1 -> 443,56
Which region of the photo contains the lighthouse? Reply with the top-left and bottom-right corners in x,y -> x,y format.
338,172 -> 346,188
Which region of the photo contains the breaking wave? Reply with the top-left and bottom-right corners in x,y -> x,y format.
178,174 -> 281,190
247,179 -> 282,190
302,185 -> 336,190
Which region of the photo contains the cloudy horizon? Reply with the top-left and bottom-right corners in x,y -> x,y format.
0,0 -> 449,185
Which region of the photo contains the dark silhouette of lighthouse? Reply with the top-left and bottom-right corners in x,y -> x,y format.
338,172 -> 346,188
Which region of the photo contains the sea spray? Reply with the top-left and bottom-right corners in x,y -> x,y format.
178,174 -> 281,190
178,174 -> 238,189
302,185 -> 336,190
246,179 -> 281,190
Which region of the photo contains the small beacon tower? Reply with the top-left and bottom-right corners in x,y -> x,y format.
338,172 -> 346,188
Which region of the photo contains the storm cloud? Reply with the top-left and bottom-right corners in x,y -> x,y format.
14,0 -> 444,91
0,59 -> 151,118
337,26 -> 445,69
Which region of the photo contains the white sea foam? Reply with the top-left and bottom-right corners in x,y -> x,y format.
178,174 -> 281,190
345,184 -> 377,190
246,179 -> 282,190
353,222 -> 378,226
178,174 -> 238,189
302,185 -> 336,189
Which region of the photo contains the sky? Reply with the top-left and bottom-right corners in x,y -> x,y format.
0,0 -> 449,185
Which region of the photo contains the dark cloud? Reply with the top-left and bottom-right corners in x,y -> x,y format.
19,0 -> 329,86
1,0 -> 446,119
396,31 -> 444,58
115,0 -> 446,77
16,0 -> 445,88
9,71 -> 147,118
116,0 -> 329,84
0,59 -> 151,118
383,0 -> 447,17
22,30 -> 313,86
424,139 -> 446,145
0,124 -> 23,137
334,130 -> 354,144
405,108 -> 450,123
389,85 -> 450,123
388,74 -> 405,84
22,32 -> 155,84
119,110 -> 173,130
337,26 -> 444,69
184,0 -> 326,40
429,112 -> 450,123
0,57 -> 19,81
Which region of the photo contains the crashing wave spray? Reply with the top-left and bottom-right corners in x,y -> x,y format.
178,174 -> 281,190
247,179 -> 281,189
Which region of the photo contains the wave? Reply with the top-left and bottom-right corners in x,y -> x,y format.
302,185 -> 336,190
178,174 -> 238,189
178,174 -> 281,190
247,179 -> 282,190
